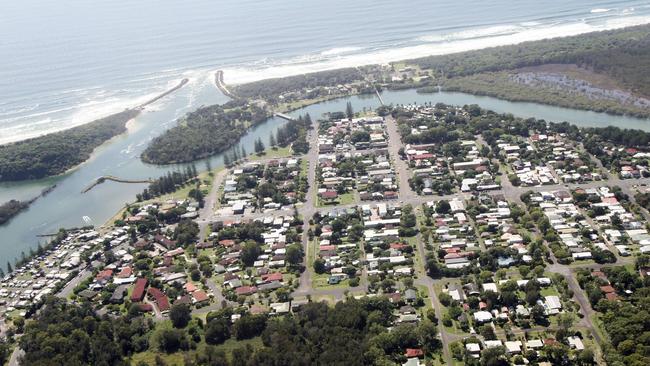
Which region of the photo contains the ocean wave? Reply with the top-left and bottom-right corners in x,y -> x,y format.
223,15 -> 650,85
320,47 -> 362,56
591,8 -> 611,14
418,24 -> 523,43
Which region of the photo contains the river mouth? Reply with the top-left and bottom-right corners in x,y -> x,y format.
1,86 -> 649,264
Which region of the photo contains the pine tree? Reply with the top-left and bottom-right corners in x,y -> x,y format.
304,113 -> 313,129
276,129 -> 287,146
270,133 -> 277,147
233,147 -> 240,161
205,159 -> 212,173
346,102 -> 354,120
7,262 -> 12,274
255,138 -> 265,154
241,146 -> 247,158
223,153 -> 231,166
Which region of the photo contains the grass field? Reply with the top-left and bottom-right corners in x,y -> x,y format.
130,337 -> 264,365
318,191 -> 355,207
249,146 -> 293,161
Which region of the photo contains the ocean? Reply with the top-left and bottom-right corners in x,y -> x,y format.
1,0 -> 650,144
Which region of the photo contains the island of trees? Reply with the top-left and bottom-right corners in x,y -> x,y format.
141,100 -> 269,164
0,200 -> 29,225
0,109 -> 139,182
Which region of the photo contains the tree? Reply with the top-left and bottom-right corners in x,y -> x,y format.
158,328 -> 188,353
480,346 -> 508,366
416,320 -> 440,353
0,341 -> 8,366
269,133 -> 277,147
254,138 -> 265,154
313,258 -> 326,274
346,102 -> 354,120
170,303 -> 192,328
436,200 -> 451,214
479,324 -> 497,340
232,314 -> 267,340
205,318 -> 230,345
577,348 -> 595,365
241,242 -> 262,267
286,244 -> 303,266
557,312 -> 575,331
530,304 -> 546,324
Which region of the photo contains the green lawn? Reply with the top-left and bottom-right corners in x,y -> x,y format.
312,273 -> 350,289
317,192 -> 356,207
540,286 -> 560,297
249,146 -> 293,161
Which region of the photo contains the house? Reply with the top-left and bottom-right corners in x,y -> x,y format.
404,289 -> 417,302
466,343 -> 481,358
448,284 -> 465,302
235,286 -> 257,296
192,290 -> 210,304
148,287 -> 170,312
567,336 -> 585,350
110,285 -> 128,304
405,348 -> 424,358
131,278 -> 148,302
482,283 -> 498,292
545,295 -> 562,313
474,311 -> 493,323
526,339 -> 544,349
504,341 -> 522,354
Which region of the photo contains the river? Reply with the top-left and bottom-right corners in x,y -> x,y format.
2,86 -> 650,262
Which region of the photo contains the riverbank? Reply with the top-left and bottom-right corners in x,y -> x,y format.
0,79 -> 189,183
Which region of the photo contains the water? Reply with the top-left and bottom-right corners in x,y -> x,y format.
3,0 -> 650,262
2,0 -> 650,143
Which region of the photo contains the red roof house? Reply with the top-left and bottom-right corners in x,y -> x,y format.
148,287 -> 170,312
235,286 -> 257,296
192,290 -> 210,303
261,272 -> 283,283
131,278 -> 148,302
405,348 -> 424,358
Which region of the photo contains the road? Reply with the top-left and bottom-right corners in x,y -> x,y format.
8,347 -> 24,366
296,122 -> 320,293
385,116 -> 417,200
56,268 -> 92,298
413,225 -> 454,365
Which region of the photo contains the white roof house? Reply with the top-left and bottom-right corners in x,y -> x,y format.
482,283 -> 498,292
526,339 -> 544,349
504,341 -> 522,354
466,343 -> 481,356
567,336 -> 585,350
545,295 -> 562,310
484,340 -> 503,348
474,311 -> 493,323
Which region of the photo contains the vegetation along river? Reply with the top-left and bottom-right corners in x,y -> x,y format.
1,86 -> 649,264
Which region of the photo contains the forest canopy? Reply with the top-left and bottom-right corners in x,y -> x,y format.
0,109 -> 139,182
141,101 -> 269,164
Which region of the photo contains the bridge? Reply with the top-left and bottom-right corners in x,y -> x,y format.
274,112 -> 296,121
